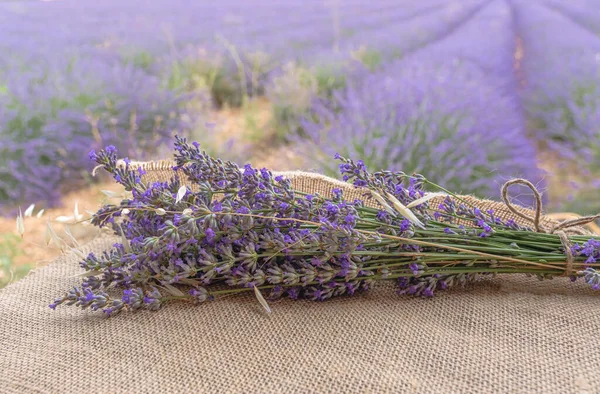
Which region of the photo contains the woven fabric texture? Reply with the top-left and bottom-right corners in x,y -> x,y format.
1,235 -> 598,394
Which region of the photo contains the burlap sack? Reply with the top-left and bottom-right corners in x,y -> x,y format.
1,163 -> 598,393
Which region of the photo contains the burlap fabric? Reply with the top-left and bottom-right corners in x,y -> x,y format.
1,163 -> 599,393
1,236 -> 599,393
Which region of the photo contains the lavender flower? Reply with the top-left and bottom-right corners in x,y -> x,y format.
572,239 -> 600,265
580,267 -> 600,291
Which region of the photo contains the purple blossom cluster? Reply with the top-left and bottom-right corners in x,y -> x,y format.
50,139 -> 434,314
50,137 -> 500,313
50,140 -> 600,315
581,267 -> 600,291
572,239 -> 600,265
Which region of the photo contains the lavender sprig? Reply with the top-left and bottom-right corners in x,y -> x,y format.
51,139 -> 600,316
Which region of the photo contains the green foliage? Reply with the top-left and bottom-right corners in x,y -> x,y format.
313,65 -> 347,97
267,63 -> 319,142
350,47 -> 383,72
166,56 -> 245,107
0,234 -> 28,288
122,49 -> 155,71
266,62 -> 351,143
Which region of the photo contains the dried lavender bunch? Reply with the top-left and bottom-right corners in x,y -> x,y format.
51,138 -> 600,315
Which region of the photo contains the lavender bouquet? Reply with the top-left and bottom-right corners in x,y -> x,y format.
50,137 -> 600,315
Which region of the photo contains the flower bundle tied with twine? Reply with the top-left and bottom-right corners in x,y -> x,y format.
50,137 -> 600,315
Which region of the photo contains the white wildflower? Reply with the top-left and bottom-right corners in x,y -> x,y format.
369,190 -> 396,217
175,185 -> 187,204
91,164 -> 104,176
24,204 -> 35,217
406,192 -> 448,208
16,209 -> 25,237
63,226 -> 80,248
45,221 -> 62,248
253,286 -> 272,314
385,192 -> 426,230
73,202 -> 83,221
55,216 -> 74,223
101,190 -> 119,198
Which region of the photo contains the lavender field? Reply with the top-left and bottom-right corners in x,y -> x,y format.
1,0 -> 600,217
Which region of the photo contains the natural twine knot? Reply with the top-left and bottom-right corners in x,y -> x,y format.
500,178 -> 600,277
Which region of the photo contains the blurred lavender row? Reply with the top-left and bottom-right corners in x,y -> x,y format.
511,0 -> 600,212
0,0 -> 599,212
300,0 -> 543,205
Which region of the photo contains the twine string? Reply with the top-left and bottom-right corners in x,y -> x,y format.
500,178 -> 544,232
556,230 -> 574,277
550,214 -> 600,234
500,179 -> 600,277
